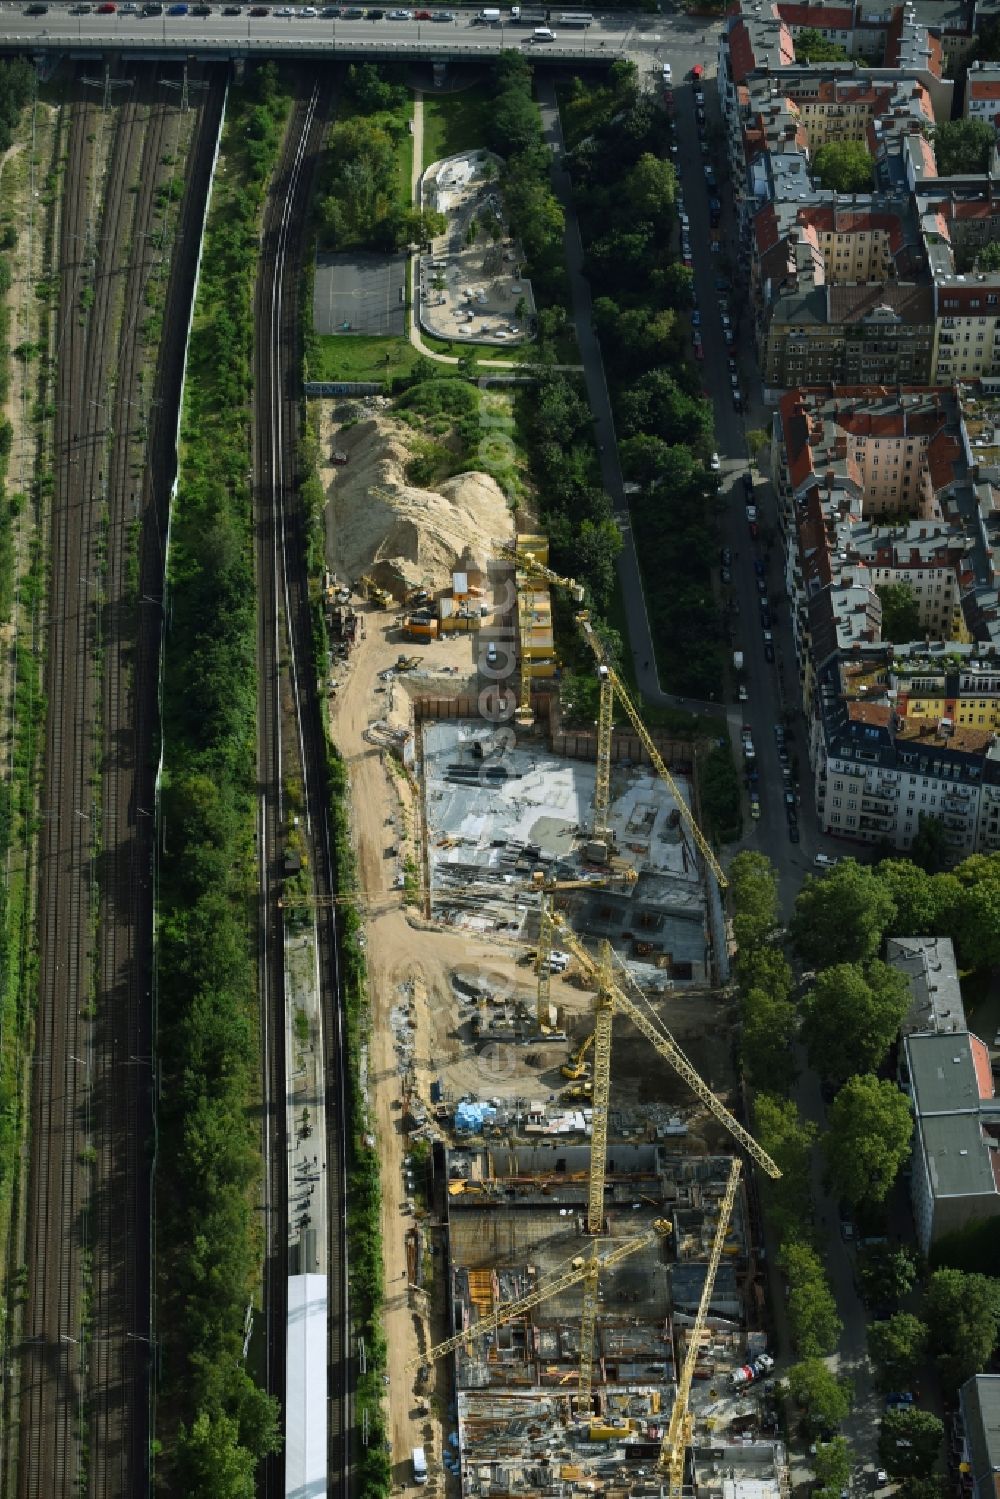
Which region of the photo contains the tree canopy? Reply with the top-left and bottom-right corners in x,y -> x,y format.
794,28 -> 849,61
823,1075 -> 913,1207
800,960 -> 910,1088
790,860 -> 897,968
876,581 -> 920,643
923,1268 -> 1000,1389
812,140 -> 873,192
932,117 -> 998,175
878,1407 -> 944,1480
813,1437 -> 852,1498
780,1240 -> 843,1357
754,1093 -> 817,1239
868,1313 -> 929,1391
786,1358 -> 853,1433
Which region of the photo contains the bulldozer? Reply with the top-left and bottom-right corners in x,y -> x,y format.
395,654 -> 423,672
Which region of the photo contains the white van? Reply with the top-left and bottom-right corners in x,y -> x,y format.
814,853 -> 839,868
532,25 -> 555,38
413,1446 -> 428,1485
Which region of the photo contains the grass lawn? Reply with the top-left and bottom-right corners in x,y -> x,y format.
309,333 -> 422,384
422,90 -> 490,169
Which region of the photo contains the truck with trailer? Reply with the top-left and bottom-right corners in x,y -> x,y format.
474,7 -> 501,20
510,4 -> 549,20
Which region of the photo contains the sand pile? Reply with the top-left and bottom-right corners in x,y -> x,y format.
318,410 -> 510,594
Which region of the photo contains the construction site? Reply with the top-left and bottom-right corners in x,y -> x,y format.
318,478 -> 788,1496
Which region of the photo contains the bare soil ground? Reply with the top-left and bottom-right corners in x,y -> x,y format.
327,604 -> 741,1489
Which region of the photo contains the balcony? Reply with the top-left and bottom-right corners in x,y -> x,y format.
860,812 -> 895,832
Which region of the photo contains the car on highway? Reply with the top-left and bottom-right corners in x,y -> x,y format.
70,3 -> 91,10
191,3 -> 211,12
299,3 -> 318,11
249,4 -> 268,10
275,5 -> 294,12
142,3 -> 163,11
662,61 -> 672,81
732,391 -> 742,410
24,3 -> 49,11
97,2 -> 117,10
223,3 -> 241,10
166,1 -> 187,9
432,8 -> 454,17
388,7 -> 411,14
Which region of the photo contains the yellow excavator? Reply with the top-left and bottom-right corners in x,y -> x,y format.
560,1033 -> 595,1082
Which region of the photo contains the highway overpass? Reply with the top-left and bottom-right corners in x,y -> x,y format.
0,5 -> 667,60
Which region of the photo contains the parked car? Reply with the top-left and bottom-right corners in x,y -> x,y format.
764,642 -> 775,663
814,852 -> 839,868
710,452 -> 721,472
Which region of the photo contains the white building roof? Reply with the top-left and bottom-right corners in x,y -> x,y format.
285,1274 -> 328,1499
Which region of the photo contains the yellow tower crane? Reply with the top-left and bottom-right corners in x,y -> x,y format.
548,909 -> 780,1238
405,1222 -> 672,1418
495,538 -> 727,891
496,539 -> 584,729
528,867 -> 636,1033
575,614 -> 728,892
659,1157 -> 742,1496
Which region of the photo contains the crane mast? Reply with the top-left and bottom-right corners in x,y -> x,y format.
660,1158 -> 742,1494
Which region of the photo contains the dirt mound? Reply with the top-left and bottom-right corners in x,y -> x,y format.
318,409 -> 509,594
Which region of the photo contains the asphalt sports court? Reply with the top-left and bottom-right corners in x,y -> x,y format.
313,251 -> 407,337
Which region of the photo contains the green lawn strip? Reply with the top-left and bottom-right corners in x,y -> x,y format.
421,88 -> 490,167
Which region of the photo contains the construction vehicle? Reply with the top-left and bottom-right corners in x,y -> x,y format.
358,574 -> 392,608
560,1080 -> 593,1102
404,1220 -> 672,1420
560,1033 -> 595,1081
658,1158 -> 742,1495
548,910 -> 780,1238
395,654 -> 422,672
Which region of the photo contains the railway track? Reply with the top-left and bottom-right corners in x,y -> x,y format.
251,74 -> 351,1498
18,63 -> 222,1499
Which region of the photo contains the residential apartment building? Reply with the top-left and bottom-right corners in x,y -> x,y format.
770,381 -> 1000,856
887,935 -> 967,1036
902,1030 -> 1000,1255
957,1376 -> 1000,1499
965,59 -> 1000,124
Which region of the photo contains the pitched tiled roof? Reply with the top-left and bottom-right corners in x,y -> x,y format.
828,281 -> 934,325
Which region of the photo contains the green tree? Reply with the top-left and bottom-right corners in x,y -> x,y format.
868,1313 -> 929,1391
876,581 -> 920,643
952,853 -> 1000,970
812,140 -> 874,192
923,1267 -> 1000,1389
976,240 -> 1000,272
730,851 -> 781,953
823,1075 -> 913,1207
781,1240 -> 843,1356
174,1410 -> 257,1498
786,1358 -> 853,1433
932,117 -> 997,175
878,860 -> 960,937
814,1437 -> 852,1495
878,1407 -> 944,1480
738,943 -> 793,1002
624,151 -> 677,220
742,987 -> 798,1092
910,813 -> 949,875
858,1242 -> 919,1311
746,428 -> 769,463
794,27 -> 849,61
800,961 -> 910,1088
754,1093 -> 817,1239
791,860 -> 897,968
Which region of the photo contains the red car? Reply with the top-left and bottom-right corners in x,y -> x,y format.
413,7 -> 431,14
97,2 -> 116,10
